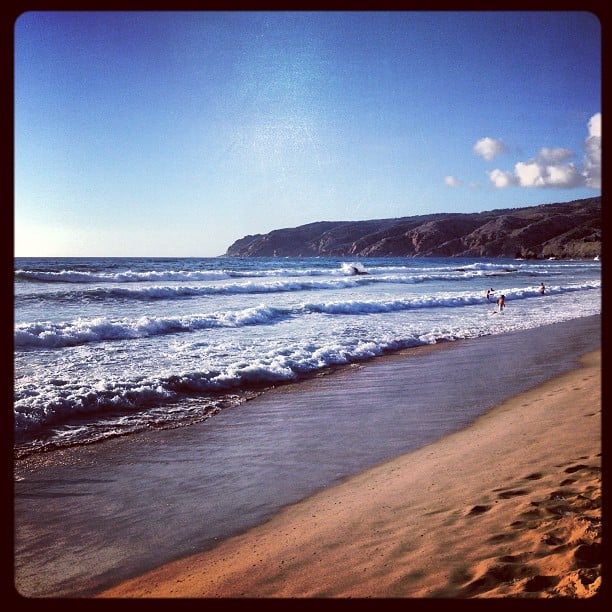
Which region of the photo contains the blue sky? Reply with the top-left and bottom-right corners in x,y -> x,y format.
14,11 -> 601,257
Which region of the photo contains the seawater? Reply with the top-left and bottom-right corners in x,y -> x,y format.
14,256 -> 601,457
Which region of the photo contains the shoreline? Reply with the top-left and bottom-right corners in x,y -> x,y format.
13,316 -> 601,598
97,349 -> 602,599
13,316 -> 599,474
12,338 -> 461,466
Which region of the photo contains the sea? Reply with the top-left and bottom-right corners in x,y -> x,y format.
14,255 -> 601,459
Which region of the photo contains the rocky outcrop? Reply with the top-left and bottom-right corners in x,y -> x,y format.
225,197 -> 601,259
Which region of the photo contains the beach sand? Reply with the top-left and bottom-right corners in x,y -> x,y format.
97,349 -> 601,599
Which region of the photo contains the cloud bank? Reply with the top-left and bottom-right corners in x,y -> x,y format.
487,113 -> 601,190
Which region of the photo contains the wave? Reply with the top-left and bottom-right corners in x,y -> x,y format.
16,280 -> 600,447
14,264 -> 361,283
15,282 -> 600,349
14,278 -> 372,305
298,281 -> 599,314
14,305 -> 290,348
14,268 -> 234,283
14,260 -> 529,285
15,269 -> 546,305
13,332 -> 432,443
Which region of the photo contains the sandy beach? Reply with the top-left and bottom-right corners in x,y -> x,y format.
97,348 -> 601,599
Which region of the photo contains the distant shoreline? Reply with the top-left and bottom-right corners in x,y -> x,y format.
225,196 -> 601,259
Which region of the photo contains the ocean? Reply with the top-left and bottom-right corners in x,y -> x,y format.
14,255 -> 601,459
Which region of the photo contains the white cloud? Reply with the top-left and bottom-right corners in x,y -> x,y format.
513,152 -> 582,188
444,175 -> 462,187
514,161 -> 545,187
487,114 -> 601,190
583,112 -> 601,189
473,137 -> 507,161
588,112 -> 601,138
538,147 -> 574,164
488,169 -> 517,188
546,164 -> 584,187
503,154 -> 583,189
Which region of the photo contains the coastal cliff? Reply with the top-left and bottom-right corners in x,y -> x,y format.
226,196 -> 601,259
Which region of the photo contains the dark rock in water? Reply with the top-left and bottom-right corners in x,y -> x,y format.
225,196 -> 601,259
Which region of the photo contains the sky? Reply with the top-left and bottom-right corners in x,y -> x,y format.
14,10 -> 601,257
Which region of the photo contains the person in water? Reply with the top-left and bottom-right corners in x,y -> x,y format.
496,294 -> 506,312
539,282 -> 546,294
486,288 -> 494,302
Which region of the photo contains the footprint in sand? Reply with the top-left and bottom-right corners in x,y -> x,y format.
496,489 -> 530,499
574,543 -> 602,568
555,457 -> 587,468
564,463 -> 600,475
467,504 -> 491,516
498,552 -> 530,563
542,534 -> 565,546
487,532 -> 518,544
564,463 -> 588,473
448,567 -> 473,586
549,488 -> 573,499
544,503 -> 573,518
461,562 -> 533,596
524,574 -> 560,592
523,473 -> 543,481
517,507 -> 544,522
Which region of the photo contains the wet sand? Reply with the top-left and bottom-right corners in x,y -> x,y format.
98,349 -> 602,599
13,316 -> 601,598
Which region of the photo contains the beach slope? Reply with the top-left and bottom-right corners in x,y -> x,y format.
98,350 -> 601,599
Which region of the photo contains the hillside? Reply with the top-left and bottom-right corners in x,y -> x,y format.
225,197 -> 601,259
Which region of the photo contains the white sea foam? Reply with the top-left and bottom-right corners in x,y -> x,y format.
14,256 -> 601,454
15,270 -> 561,305
14,281 -> 600,349
15,268 -> 234,283
14,305 -> 287,348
